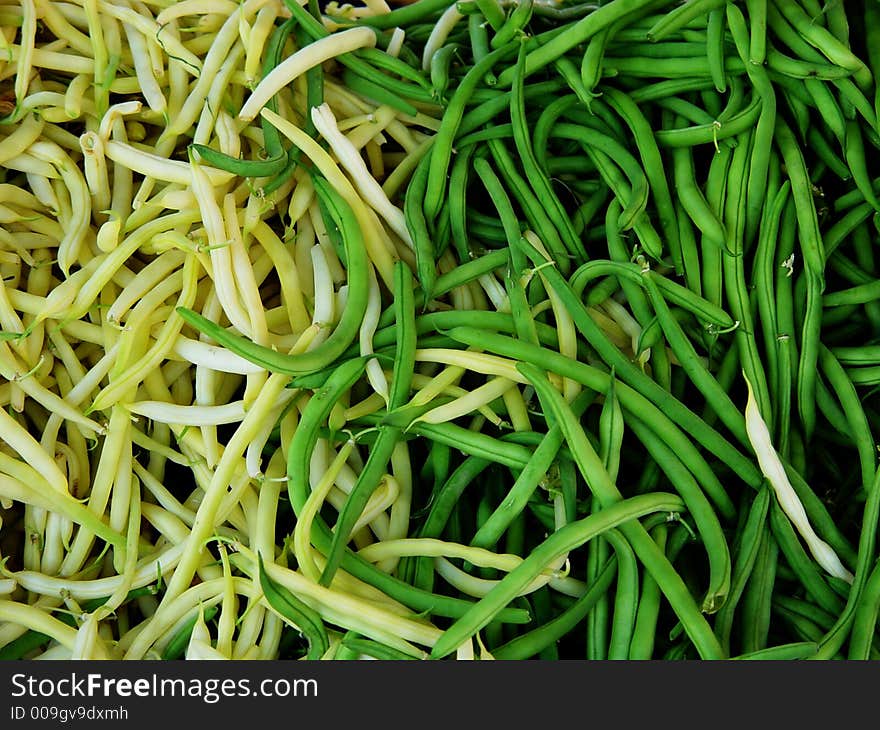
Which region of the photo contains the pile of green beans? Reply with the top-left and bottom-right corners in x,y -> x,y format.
194,0 -> 880,659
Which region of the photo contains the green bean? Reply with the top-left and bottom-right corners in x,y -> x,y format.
599,375 -> 624,484
429,43 -> 460,102
833,78 -> 878,131
446,326 -> 762,492
354,0 -> 455,29
491,0 -> 533,49
766,48 -> 854,81
568,139 -> 649,235
601,528 -> 640,660
706,8 -> 726,93
341,69 -> 421,117
829,250 -> 876,287
402,420 -> 535,470
675,200 -> 702,297
405,152 -> 437,302
774,604 -> 828,645
434,248 -> 507,295
671,144 -> 730,255
656,96 -> 718,127
0,629 -> 53,661
485,138 -> 574,267
532,1 -> 602,20
739,521 -> 778,653
626,412 -> 731,612
370,309 -> 563,354
752,181 -> 791,416
788,426 -> 812,485
804,79 -> 847,142
832,345 -> 880,367
424,42 -> 517,221
843,120 -> 880,214
286,362 -> 452,617
781,87 -> 813,141
446,143 -> 477,262
495,0 -> 660,86
532,94 -> 578,172
574,259 -> 749,453
772,0 -> 872,89
845,367 -> 880,386
467,213 -> 508,244
655,92 -> 762,148
712,487 -> 771,654
504,260 -> 541,346
627,77 -> 717,103
389,262 -> 418,411
492,556 -> 618,660
849,223 -> 880,331
339,634 -> 418,661
776,118 -> 825,442
288,379 -> 527,623
258,553 -> 328,659
745,0 -> 768,64
177,177 -> 369,376
695,142 -> 731,310
219,18 -> 299,191
504,507 -> 528,567
188,140 -> 288,178
603,88 -> 682,272
606,41 -> 712,60
460,80 -> 568,137
423,440 -> 454,496
553,54 -> 601,110
849,560 -> 880,660
628,522 -> 666,660
772,198 -> 798,456
530,587 -> 559,660
356,47 -> 433,90
430,490 -> 690,659
726,3 -> 777,248
473,156 -> 525,267
599,205 -> 663,352
806,126 -> 852,183
471,0 -> 505,30
468,11 -> 498,87
818,464 -> 880,659
817,346 -> 875,496
866,2 -> 880,128
586,499 -> 611,662
646,0 -> 726,41
516,363 -> 726,659
510,45 -> 586,262
287,358 -> 370,524
732,642 -> 818,660
470,391 -> 594,551
581,24 -> 613,95
605,56 -> 746,81
300,12 -> 326,137
572,186 -> 611,239
723,131 -> 774,425
814,379 -> 855,441
284,0 -> 435,106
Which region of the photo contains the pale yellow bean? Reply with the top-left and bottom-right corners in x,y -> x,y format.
0,599 -> 79,649
240,27 -> 378,122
